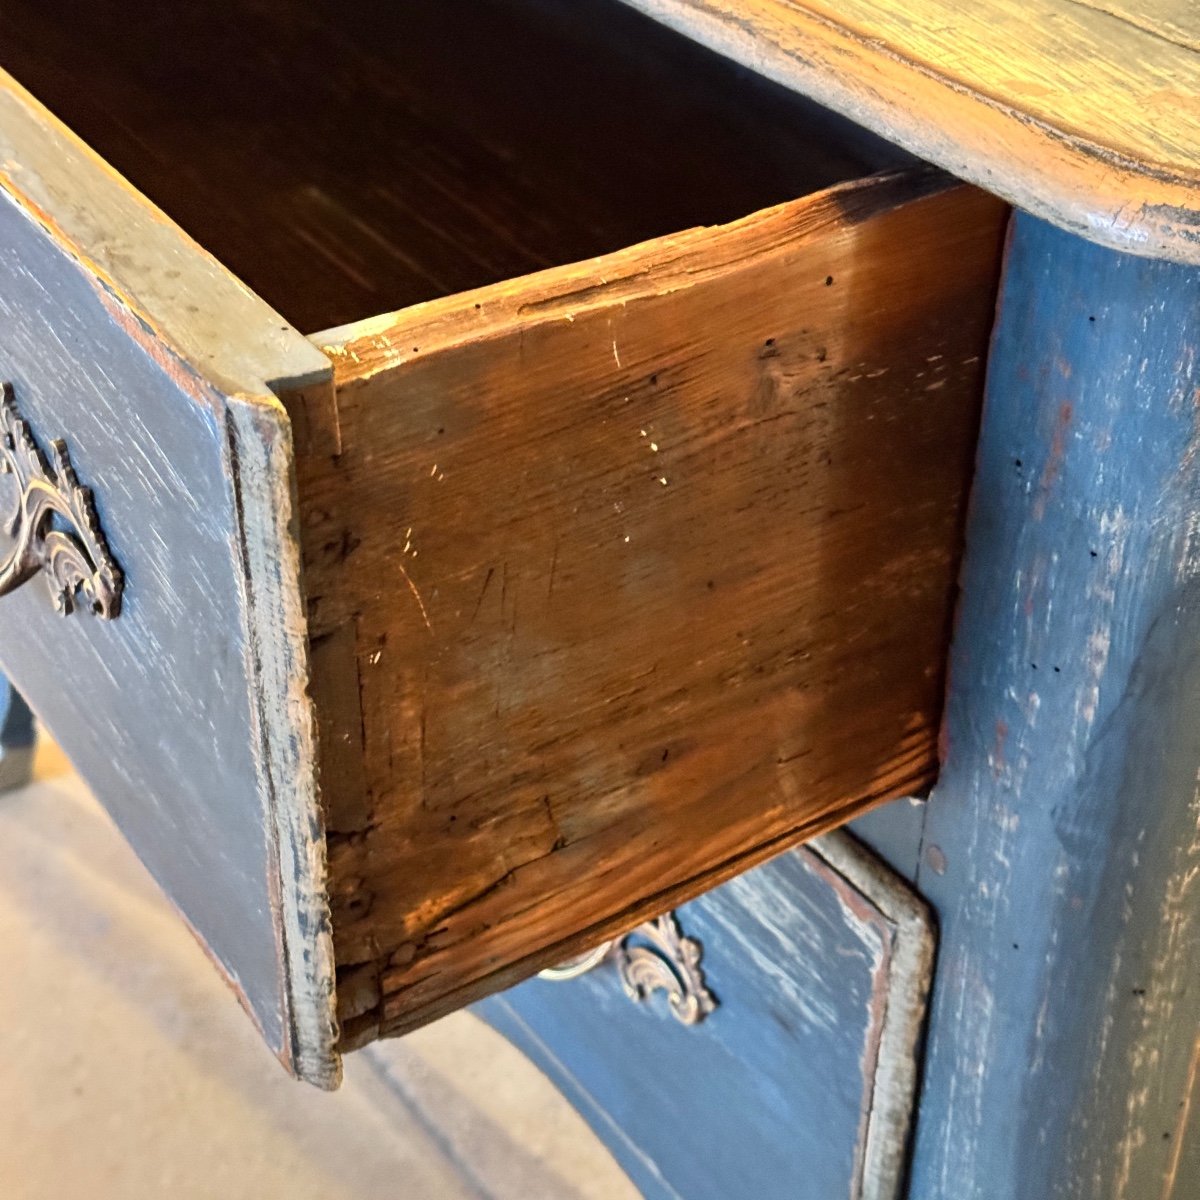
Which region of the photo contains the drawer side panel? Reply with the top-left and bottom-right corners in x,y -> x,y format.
307,170 -> 1005,1046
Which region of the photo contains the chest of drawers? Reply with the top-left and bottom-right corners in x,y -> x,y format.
2,1 -> 1197,1195
0,0 -> 1004,1087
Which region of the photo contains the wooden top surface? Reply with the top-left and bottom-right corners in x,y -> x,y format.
622,0 -> 1200,262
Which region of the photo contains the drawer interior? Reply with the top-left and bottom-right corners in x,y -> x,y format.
0,0 -> 906,334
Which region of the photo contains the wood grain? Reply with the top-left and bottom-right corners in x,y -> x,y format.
305,170 -> 1007,1046
619,0 -> 1200,263
0,0 -> 907,334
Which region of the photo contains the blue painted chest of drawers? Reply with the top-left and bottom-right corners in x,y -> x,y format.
0,0 -> 1196,1196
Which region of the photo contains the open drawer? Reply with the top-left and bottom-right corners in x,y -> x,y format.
0,0 -> 1006,1085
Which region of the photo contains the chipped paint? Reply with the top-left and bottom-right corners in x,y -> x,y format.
913,215 -> 1200,1197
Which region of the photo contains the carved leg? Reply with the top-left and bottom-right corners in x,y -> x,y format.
908,215 -> 1200,1198
0,674 -> 35,792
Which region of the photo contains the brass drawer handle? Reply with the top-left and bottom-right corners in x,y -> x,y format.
540,912 -> 718,1026
0,383 -> 123,618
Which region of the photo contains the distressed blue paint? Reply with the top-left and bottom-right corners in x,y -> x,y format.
909,214 -> 1200,1199
0,673 -> 33,790
851,796 -> 928,881
477,842 -> 907,1200
0,190 -> 294,1059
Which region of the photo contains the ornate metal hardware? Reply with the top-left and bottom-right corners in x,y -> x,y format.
537,940 -> 616,982
0,382 -> 123,618
616,913 -> 718,1025
540,911 -> 717,1026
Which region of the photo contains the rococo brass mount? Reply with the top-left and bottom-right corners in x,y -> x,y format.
0,382 -> 123,618
540,912 -> 718,1026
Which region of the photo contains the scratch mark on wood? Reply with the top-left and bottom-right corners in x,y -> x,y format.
397,562 -> 433,634
471,565 -> 495,623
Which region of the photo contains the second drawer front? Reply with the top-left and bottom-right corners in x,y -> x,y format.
477,830 -> 934,1200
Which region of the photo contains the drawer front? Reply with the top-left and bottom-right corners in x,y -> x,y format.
0,73 -> 339,1084
477,830 -> 934,1200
